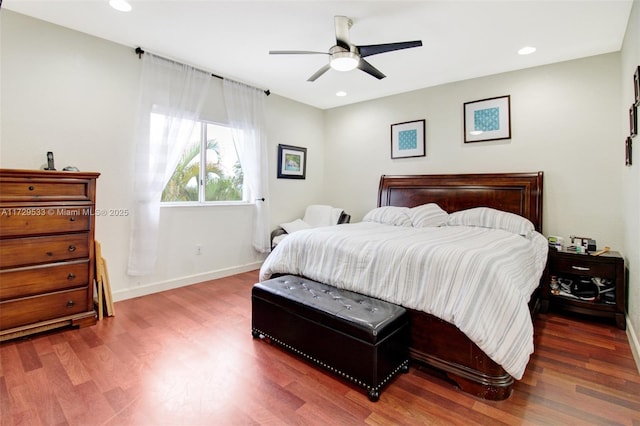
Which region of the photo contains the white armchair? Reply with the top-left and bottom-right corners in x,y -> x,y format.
271,205 -> 351,250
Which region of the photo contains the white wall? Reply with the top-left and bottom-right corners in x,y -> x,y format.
324,54 -> 624,252
620,0 -> 640,369
266,95 -> 326,225
0,11 -> 325,300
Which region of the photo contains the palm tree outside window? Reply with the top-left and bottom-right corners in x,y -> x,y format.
153,113 -> 244,203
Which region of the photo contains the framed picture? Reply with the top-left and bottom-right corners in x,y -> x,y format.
631,105 -> 637,138
464,95 -> 511,143
277,144 -> 306,179
391,119 -> 426,159
625,137 -> 632,166
634,66 -> 639,106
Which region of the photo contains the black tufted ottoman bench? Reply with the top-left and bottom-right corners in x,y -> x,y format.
251,275 -> 409,401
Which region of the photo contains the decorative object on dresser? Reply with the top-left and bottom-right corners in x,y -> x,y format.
0,169 -> 100,342
542,248 -> 626,330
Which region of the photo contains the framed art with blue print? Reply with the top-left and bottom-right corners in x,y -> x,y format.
391,119 -> 425,159
464,95 -> 511,143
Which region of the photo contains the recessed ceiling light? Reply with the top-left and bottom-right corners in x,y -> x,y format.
518,46 -> 536,55
109,0 -> 132,12
336,91 -> 347,97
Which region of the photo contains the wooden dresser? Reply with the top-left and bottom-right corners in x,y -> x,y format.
0,169 -> 100,341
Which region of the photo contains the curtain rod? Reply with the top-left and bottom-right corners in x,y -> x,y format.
134,47 -> 270,96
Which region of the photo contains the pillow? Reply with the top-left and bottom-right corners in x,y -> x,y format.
448,207 -> 535,237
280,218 -> 311,234
362,206 -> 412,227
409,203 -> 449,227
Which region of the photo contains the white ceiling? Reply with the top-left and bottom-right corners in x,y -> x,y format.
3,0 -> 633,109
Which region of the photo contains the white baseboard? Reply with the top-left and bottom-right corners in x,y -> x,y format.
627,316 -> 640,374
111,261 -> 263,302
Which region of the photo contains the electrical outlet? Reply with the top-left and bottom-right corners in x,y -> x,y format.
196,245 -> 202,255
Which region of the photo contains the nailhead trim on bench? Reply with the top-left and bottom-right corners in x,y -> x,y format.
252,327 -> 409,395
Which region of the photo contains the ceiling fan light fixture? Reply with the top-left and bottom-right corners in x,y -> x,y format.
330,51 -> 359,71
270,16 -> 421,81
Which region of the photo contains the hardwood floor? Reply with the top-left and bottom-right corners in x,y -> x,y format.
1,270 -> 639,425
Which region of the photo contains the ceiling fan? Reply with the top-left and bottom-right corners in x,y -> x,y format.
269,16 -> 422,82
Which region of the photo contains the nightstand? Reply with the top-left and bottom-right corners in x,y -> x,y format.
541,249 -> 626,330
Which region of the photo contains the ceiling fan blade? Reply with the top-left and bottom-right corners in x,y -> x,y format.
307,64 -> 331,82
358,41 -> 422,58
269,50 -> 328,55
358,59 -> 386,80
334,16 -> 352,50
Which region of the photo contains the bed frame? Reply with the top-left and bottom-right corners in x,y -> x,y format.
377,172 -> 544,400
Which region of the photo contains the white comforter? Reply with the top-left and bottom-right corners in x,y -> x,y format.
259,222 -> 549,379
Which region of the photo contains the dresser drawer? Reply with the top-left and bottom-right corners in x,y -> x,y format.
0,207 -> 91,237
0,260 -> 89,300
0,233 -> 89,269
549,256 -> 616,279
0,178 -> 92,202
0,288 -> 89,330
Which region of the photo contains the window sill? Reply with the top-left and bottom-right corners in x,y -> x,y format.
160,201 -> 252,208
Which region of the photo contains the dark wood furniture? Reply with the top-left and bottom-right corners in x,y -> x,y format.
266,172 -> 544,400
375,171 -> 545,400
252,275 -> 410,401
0,169 -> 99,341
542,249 -> 626,330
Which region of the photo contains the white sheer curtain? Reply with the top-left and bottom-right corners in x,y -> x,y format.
128,53 -> 210,275
223,79 -> 271,253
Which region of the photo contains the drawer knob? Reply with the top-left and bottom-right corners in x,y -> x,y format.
68,245 -> 76,252
66,300 -> 75,308
28,185 -> 34,191
571,265 -> 590,271
70,217 -> 76,222
67,273 -> 76,280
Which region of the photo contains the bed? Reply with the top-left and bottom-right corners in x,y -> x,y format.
260,172 -> 546,400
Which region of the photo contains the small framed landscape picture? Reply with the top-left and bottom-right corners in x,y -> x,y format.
391,119 -> 426,159
277,144 -> 306,179
464,95 -> 511,143
631,105 -> 637,138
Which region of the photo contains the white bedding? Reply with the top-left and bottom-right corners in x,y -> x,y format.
259,221 -> 549,380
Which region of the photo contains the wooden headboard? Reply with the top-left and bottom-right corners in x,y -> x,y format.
378,172 -> 544,232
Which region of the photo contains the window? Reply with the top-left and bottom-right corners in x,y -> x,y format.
155,114 -> 244,203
